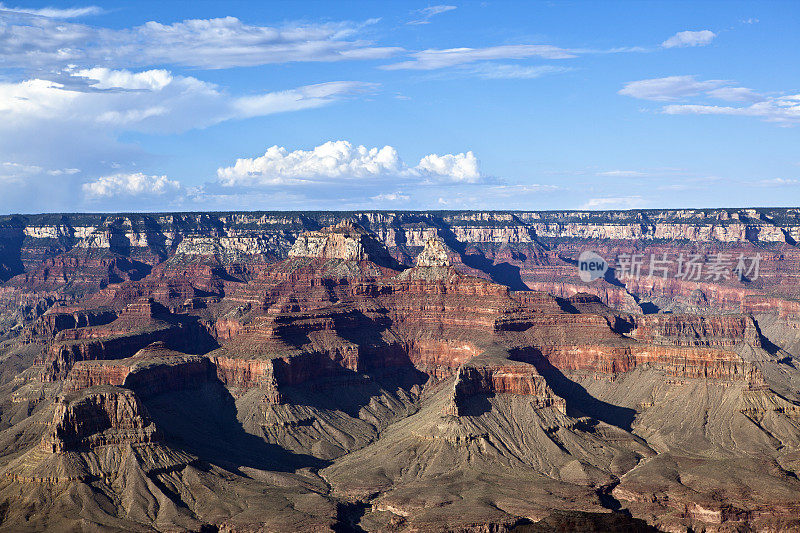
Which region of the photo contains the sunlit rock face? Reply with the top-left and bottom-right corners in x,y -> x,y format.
2,213 -> 800,532
413,236 -> 451,267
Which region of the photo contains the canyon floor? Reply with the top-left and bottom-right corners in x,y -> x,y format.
0,210 -> 799,532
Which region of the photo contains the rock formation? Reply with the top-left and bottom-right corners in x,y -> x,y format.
0,214 -> 798,532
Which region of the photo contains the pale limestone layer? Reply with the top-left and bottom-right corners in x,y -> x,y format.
414,236 -> 451,267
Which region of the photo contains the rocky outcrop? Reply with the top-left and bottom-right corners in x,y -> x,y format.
414,236 -> 451,267
42,386 -> 159,452
630,314 -> 761,347
40,299 -> 216,380
288,220 -> 397,266
64,342 -> 214,397
445,360 -> 565,416
9,249 -> 151,294
28,307 -> 117,338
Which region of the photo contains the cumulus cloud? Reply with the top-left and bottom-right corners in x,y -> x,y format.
620,75 -> 800,125
82,172 -> 181,198
216,140 -> 486,187
0,13 -> 401,69
407,5 -> 456,25
0,2 -> 102,18
417,151 -> 481,182
71,67 -> 173,90
661,30 -> 716,48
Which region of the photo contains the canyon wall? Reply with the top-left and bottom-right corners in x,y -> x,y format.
3,209 -> 800,281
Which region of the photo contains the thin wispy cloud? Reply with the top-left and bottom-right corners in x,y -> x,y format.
382,44 -> 577,70
407,5 -> 456,25
663,97 -> 800,125
621,75 -> 800,126
753,178 -> 800,187
582,196 -> 647,209
381,43 -> 646,71
619,75 -> 728,101
469,64 -> 571,80
597,170 -> 649,178
0,2 -> 102,18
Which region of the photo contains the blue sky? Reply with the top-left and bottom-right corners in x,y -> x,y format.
0,0 -> 798,213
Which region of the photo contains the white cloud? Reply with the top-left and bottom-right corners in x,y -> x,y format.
0,2 -> 102,18
371,192 -> 410,202
597,170 -> 649,177
216,140 -> 486,187
620,75 -> 800,125
582,196 -> 646,209
82,172 -> 181,198
434,184 -> 560,209
417,151 -> 481,183
0,69 -> 375,211
0,68 -> 374,134
381,44 -> 577,70
663,95 -> 800,125
0,14 -> 401,69
661,30 -> 716,48
71,67 -> 173,90
0,161 -> 79,182
407,5 -> 456,25
232,81 -> 377,119
468,64 -> 571,79
706,86 -> 761,102
753,178 -> 800,187
618,75 -> 726,101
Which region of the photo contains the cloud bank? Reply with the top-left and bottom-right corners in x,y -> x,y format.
0,13 -> 401,69
82,172 -> 181,198
216,141 -> 485,187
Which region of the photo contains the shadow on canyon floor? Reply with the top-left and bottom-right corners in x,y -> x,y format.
144,381 -> 329,473
511,350 -> 637,432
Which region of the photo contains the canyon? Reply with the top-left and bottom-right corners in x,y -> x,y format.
0,210 -> 798,532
